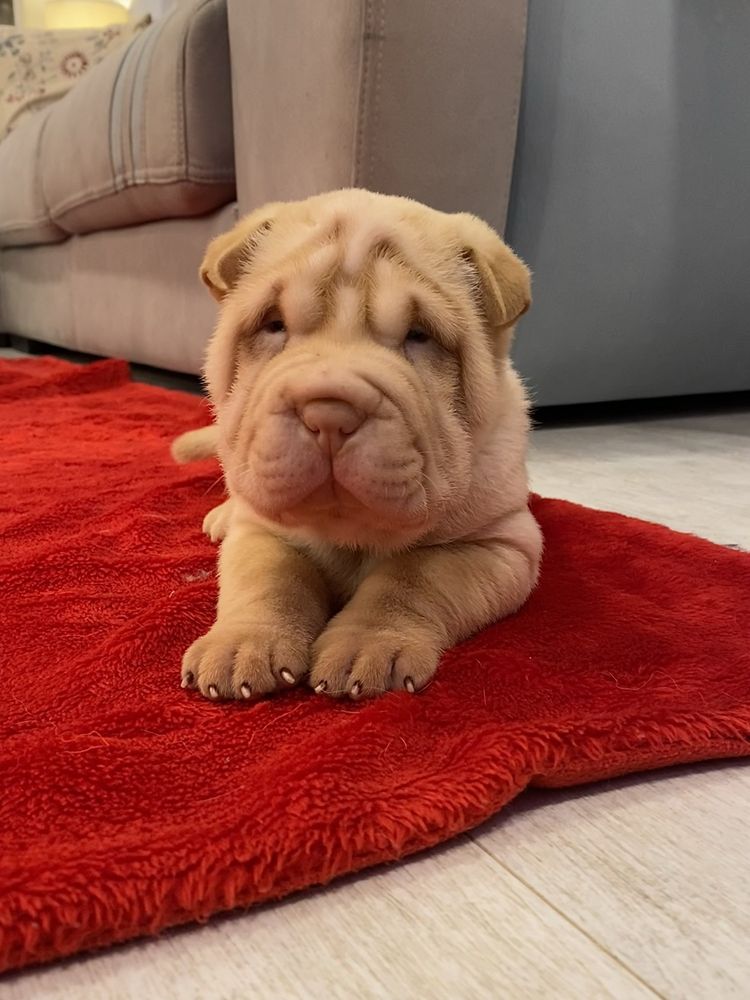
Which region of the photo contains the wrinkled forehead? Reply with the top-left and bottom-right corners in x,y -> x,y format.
242,205 -> 474,341
265,201 -> 414,264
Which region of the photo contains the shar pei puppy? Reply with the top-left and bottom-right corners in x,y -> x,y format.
173,189 -> 542,701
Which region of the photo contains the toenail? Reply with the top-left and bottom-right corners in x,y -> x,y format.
314,680 -> 327,694
280,668 -> 296,685
208,685 -> 219,699
350,681 -> 362,698
181,672 -> 194,689
404,677 -> 415,693
240,683 -> 252,699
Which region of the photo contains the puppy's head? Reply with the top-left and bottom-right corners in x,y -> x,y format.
202,189 -> 530,550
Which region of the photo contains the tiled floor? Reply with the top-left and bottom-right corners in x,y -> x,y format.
3,347 -> 750,998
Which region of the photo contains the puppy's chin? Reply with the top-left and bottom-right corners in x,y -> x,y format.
278,481 -> 429,550
231,472 -> 429,550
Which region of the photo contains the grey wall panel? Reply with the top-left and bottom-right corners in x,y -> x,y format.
507,0 -> 750,405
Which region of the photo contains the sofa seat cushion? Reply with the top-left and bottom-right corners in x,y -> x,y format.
0,0 -> 234,248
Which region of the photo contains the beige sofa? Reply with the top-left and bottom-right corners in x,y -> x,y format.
0,0 -> 527,374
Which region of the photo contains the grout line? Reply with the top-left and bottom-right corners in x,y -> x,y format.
468,835 -> 667,999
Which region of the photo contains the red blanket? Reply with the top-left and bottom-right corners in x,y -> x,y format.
1,356 -> 748,973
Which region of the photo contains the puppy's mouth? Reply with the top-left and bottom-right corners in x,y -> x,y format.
288,470 -> 426,520
228,426 -> 429,543
264,452 -> 427,523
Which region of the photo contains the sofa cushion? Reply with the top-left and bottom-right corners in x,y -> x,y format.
0,203 -> 238,371
0,109 -> 65,246
0,0 -> 234,247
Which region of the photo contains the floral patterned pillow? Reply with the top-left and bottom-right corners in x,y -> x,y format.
0,17 -> 150,141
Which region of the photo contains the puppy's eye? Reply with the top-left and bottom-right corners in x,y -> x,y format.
405,327 -> 430,345
255,308 -> 286,335
263,317 -> 286,334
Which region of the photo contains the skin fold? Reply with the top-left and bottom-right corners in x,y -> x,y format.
174,189 -> 543,701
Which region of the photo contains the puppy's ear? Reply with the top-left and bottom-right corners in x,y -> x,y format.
200,203 -> 282,301
455,214 -> 531,333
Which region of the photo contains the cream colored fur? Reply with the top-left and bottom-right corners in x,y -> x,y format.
175,189 -> 542,701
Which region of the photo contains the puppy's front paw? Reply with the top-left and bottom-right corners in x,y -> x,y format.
181,622 -> 310,700
202,499 -> 233,543
310,615 -> 441,700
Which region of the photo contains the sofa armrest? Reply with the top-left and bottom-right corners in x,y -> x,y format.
227,0 -> 527,233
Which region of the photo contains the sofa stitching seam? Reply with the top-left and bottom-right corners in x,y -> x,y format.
353,0 -> 372,188
368,0 -> 386,187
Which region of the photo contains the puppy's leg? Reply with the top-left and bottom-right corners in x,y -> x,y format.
171,425 -> 219,463
202,498 -> 233,543
183,525 -> 331,700
311,509 -> 542,699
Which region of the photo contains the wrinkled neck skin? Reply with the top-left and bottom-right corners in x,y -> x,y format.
419,363 -> 532,546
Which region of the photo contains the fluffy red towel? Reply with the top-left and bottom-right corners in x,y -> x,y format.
1,356 -> 748,973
